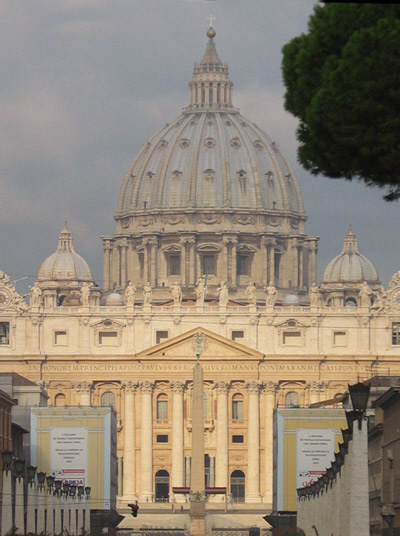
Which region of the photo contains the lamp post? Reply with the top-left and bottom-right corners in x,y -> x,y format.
1,451 -> 13,535
46,475 -> 55,534
85,486 -> 91,533
346,382 -> 370,536
26,466 -> 37,534
54,480 -> 63,534
36,471 -> 47,533
14,459 -> 25,533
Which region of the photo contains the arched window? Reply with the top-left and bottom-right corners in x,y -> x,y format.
101,391 -> 115,409
155,470 -> 169,502
55,393 -> 66,407
232,394 -> 244,421
334,393 -> 344,409
285,391 -> 299,408
156,394 -> 168,421
345,297 -> 358,307
230,470 -> 245,502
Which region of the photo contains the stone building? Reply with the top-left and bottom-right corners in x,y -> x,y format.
1,26 -> 400,529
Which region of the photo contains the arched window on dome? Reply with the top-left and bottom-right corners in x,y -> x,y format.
232,393 -> 244,421
285,391 -> 299,408
157,394 -> 168,422
101,391 -> 115,409
55,393 -> 66,407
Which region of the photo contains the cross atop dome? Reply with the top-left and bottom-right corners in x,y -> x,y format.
207,14 -> 216,28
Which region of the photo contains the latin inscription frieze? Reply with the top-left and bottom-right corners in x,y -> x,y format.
260,363 -> 372,373
28,362 -> 259,374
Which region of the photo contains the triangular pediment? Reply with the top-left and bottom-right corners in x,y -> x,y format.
136,327 -> 263,361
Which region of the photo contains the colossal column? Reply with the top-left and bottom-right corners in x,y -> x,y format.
139,381 -> 154,502
123,382 -> 137,500
268,240 -> 276,285
246,381 -> 262,502
171,381 -> 185,492
263,382 -> 277,504
215,381 -> 229,491
120,238 -> 128,289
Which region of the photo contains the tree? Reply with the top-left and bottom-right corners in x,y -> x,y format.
282,4 -> 400,200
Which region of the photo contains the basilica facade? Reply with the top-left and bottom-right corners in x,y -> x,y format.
1,28 -> 400,520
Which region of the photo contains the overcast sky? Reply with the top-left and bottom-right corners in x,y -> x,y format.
1,0 -> 399,293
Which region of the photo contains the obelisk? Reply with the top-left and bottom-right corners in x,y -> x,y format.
190,334 -> 206,536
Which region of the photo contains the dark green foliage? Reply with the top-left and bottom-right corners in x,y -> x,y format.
282,4 -> 400,200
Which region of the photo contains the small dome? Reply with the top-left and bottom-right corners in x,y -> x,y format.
283,294 -> 300,305
323,226 -> 379,284
38,226 -> 93,283
105,292 -> 124,306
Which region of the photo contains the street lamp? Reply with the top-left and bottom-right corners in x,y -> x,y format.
27,465 -> 37,483
46,475 -> 55,489
14,459 -> 25,479
37,472 -> 46,489
2,450 -> 12,471
84,486 -> 91,498
348,382 -> 370,411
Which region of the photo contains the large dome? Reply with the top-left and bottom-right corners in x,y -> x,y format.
38,226 -> 93,283
323,226 -> 379,284
117,111 -> 303,215
103,28 -> 318,303
117,30 -> 304,219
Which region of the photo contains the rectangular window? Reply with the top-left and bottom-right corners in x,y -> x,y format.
393,323 -> 400,346
54,331 -> 67,346
232,435 -> 244,443
202,255 -> 215,275
0,322 -> 10,345
156,331 -> 169,344
333,331 -> 347,346
232,331 -> 244,342
99,332 -> 118,346
232,400 -> 244,421
168,255 -> 181,276
283,331 -> 302,346
156,434 -> 168,443
237,255 -> 249,276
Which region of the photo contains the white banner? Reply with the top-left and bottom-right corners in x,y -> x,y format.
50,427 -> 88,486
297,428 -> 335,488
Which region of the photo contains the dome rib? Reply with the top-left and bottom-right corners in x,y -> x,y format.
214,113 -> 231,207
